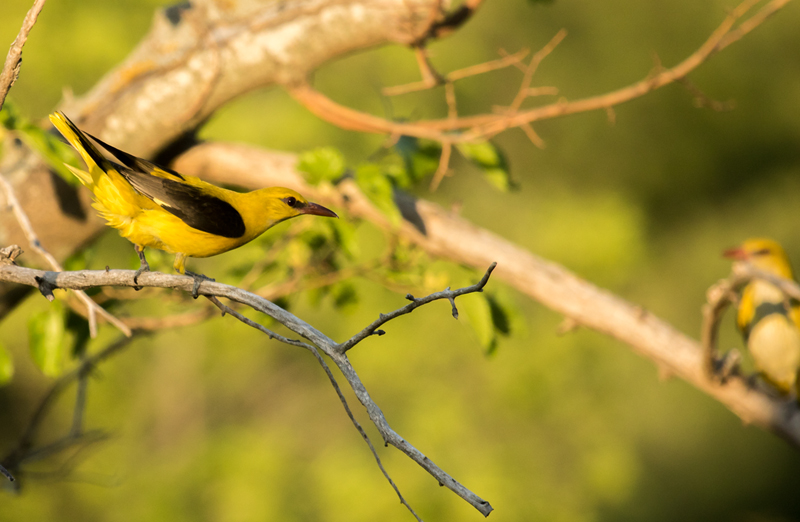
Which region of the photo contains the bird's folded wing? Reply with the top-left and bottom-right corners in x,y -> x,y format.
118,168 -> 246,239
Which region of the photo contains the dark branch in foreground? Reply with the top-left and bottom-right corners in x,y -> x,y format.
339,262 -> 497,353
0,463 -> 13,482
1,335 -> 139,482
0,251 -> 495,517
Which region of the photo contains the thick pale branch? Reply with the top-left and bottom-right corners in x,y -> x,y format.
172,141 -> 800,448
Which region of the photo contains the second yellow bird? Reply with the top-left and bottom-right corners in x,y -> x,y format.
724,238 -> 800,396
50,112 -> 337,291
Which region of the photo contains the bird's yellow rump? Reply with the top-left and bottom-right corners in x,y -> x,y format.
724,238 -> 800,396
49,112 -> 337,289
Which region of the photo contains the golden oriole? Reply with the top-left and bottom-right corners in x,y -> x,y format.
49,112 -> 337,293
724,238 -> 800,396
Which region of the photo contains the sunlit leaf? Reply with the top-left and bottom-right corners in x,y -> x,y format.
355,164 -> 402,226
327,219 -> 359,259
29,303 -> 68,377
460,291 -> 495,352
297,147 -> 345,185
0,342 -> 14,386
1,101 -> 82,186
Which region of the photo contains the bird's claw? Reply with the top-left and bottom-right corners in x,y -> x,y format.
133,246 -> 151,290
132,262 -> 151,291
184,270 -> 215,299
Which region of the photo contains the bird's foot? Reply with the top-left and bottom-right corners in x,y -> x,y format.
133,246 -> 151,290
184,270 -> 215,299
132,262 -> 151,290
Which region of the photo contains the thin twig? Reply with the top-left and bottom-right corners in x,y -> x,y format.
0,0 -> 47,110
290,0 -> 789,144
383,48 -> 530,96
429,141 -> 452,191
339,262 -> 497,353
307,347 -> 423,522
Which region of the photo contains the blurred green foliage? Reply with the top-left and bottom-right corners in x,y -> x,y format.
2,0 -> 800,521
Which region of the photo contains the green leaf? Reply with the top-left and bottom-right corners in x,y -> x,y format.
460,291 -> 495,353
29,303 -> 68,377
457,141 -> 516,192
66,310 -> 91,358
1,101 -> 82,186
487,294 -> 512,336
0,342 -> 14,386
327,219 -> 359,259
297,147 -> 345,185
355,164 -> 402,226
393,137 -> 441,186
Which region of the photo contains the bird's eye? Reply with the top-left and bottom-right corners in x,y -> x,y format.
753,248 -> 771,256
284,196 -> 297,207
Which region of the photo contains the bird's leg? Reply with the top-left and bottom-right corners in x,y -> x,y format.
133,245 -> 151,290
184,270 -> 215,299
173,253 -> 214,299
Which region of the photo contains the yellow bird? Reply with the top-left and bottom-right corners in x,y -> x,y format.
724,238 -> 800,396
49,112 -> 337,294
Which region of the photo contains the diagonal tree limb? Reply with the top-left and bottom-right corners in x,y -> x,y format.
0,262 -> 495,516
170,140 -> 800,449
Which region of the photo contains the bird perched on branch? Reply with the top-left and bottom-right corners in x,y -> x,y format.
724,238 -> 800,397
49,112 -> 337,295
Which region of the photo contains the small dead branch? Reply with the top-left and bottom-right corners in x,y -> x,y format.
383,48 -> 530,97
0,0 -> 47,110
291,0 -> 788,147
339,262 -> 497,353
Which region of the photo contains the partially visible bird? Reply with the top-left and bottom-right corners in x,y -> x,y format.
724,238 -> 800,396
49,112 -> 337,295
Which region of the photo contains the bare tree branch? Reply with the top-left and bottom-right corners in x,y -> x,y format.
0,260 -> 495,516
288,0 -> 790,143
339,262 -> 497,352
0,0 -> 47,110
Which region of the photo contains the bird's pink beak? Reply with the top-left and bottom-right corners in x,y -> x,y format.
723,246 -> 747,260
301,201 -> 338,218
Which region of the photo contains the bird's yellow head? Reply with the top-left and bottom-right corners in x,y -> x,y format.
723,238 -> 794,279
256,187 -> 338,225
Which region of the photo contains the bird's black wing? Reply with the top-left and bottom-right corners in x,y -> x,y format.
87,131 -> 186,182
119,168 -> 246,239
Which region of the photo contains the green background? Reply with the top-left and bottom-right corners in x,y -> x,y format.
2,0 -> 800,520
